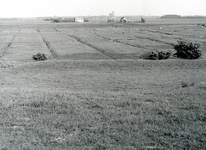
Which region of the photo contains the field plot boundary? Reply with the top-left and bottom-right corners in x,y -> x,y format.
86,28 -> 174,53
134,36 -> 175,46
2,59 -> 206,70
91,32 -> 150,50
139,29 -> 174,36
0,35 -> 16,58
40,34 -> 58,59
65,34 -> 116,59
57,28 -> 152,59
54,28 -> 116,59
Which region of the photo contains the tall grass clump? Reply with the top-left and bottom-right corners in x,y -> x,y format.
174,40 -> 202,59
33,53 -> 47,61
142,51 -> 171,60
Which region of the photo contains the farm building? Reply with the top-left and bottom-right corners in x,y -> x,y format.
75,17 -> 84,23
120,17 -> 127,23
160,15 -> 181,19
108,11 -> 116,22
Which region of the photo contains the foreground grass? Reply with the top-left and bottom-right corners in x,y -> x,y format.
0,89 -> 205,149
0,60 -> 206,149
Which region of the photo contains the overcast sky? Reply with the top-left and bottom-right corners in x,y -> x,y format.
0,0 -> 206,17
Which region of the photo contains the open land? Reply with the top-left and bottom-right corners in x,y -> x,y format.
0,19 -> 206,149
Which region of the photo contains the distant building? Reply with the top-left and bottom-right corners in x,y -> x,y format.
109,11 -> 115,18
75,17 -> 84,23
160,15 -> 181,19
108,11 -> 115,22
120,17 -> 127,23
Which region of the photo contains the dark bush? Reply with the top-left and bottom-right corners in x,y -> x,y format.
33,53 -> 47,61
174,40 -> 202,59
62,18 -> 75,22
158,51 -> 171,60
147,51 -> 159,60
142,51 -> 171,60
84,19 -> 89,22
53,19 -> 61,23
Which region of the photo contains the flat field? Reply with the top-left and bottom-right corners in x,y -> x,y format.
0,19 -> 206,149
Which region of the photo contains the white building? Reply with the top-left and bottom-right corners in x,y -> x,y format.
75,17 -> 84,23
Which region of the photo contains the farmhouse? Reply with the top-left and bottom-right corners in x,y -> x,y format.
75,17 -> 84,23
120,17 -> 127,23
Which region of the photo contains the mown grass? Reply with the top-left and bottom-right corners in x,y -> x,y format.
0,21 -> 206,149
0,87 -> 205,149
0,60 -> 206,149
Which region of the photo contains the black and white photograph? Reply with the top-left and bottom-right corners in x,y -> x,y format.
0,0 -> 206,149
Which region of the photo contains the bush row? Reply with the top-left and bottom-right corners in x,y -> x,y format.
32,40 -> 203,61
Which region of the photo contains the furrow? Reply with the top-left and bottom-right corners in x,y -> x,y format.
113,39 -> 147,49
140,29 -> 173,35
89,32 -> 148,50
40,34 -> 57,59
135,36 -> 175,46
0,35 -> 16,58
55,28 -> 116,59
65,34 -> 116,60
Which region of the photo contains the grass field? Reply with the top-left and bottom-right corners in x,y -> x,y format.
0,19 -> 206,149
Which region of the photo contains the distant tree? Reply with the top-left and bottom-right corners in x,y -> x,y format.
141,17 -> 145,23
53,18 -> 63,23
53,19 -> 60,23
108,18 -> 114,22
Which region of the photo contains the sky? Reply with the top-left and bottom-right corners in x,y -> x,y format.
0,0 -> 206,18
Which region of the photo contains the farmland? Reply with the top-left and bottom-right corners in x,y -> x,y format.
0,19 -> 206,149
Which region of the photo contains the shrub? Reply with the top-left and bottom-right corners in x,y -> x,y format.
84,19 -> 89,22
53,19 -> 61,23
33,53 -> 47,61
147,51 -> 159,60
62,18 -> 75,22
158,51 -> 171,60
142,51 -> 171,60
174,40 -> 202,59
